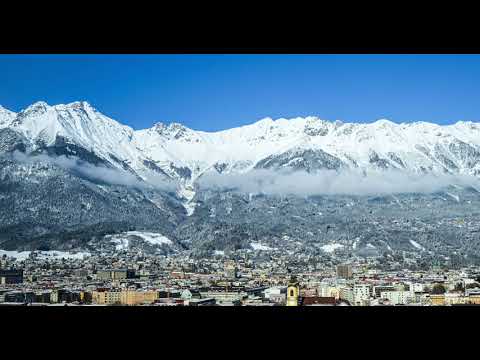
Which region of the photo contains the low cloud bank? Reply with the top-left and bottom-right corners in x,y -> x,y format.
12,151 -> 176,191
11,151 -> 480,196
197,169 -> 480,196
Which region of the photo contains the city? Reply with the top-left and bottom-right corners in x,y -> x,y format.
1,246 -> 480,306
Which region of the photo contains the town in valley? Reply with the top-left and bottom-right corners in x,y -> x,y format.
1,242 -> 480,307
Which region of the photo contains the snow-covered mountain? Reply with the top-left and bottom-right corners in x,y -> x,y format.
0,105 -> 16,128
3,101 -> 480,257
4,101 -> 480,182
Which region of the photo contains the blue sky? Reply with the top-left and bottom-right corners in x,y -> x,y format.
1,54 -> 480,131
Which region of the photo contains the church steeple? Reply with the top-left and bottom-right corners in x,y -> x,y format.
286,275 -> 300,306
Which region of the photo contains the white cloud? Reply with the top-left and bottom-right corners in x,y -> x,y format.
198,168 -> 480,196
12,151 -> 176,190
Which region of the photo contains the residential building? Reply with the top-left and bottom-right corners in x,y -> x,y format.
0,269 -> 23,284
380,291 -> 412,305
91,289 -> 122,305
353,284 -> 371,306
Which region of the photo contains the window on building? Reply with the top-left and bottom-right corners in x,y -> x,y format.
290,289 -> 294,297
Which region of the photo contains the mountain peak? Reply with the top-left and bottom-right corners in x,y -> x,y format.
168,122 -> 187,130
30,101 -> 49,108
21,101 -> 50,115
66,100 -> 93,109
149,122 -> 191,140
455,120 -> 476,126
255,117 -> 274,126
373,118 -> 396,126
53,101 -> 96,113
152,121 -> 166,129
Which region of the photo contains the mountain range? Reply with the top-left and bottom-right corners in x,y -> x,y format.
1,101 -> 480,261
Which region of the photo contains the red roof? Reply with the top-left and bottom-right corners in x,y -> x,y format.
301,296 -> 336,305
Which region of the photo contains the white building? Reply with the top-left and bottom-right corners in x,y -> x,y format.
407,282 -> 424,294
380,291 -> 412,305
339,286 -> 354,305
353,284 -> 371,306
318,283 -> 340,299
264,286 -> 286,301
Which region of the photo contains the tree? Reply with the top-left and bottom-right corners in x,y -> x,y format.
453,282 -> 464,293
431,283 -> 446,294
466,282 -> 480,289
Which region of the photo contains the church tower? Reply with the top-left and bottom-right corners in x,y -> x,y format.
286,276 -> 300,306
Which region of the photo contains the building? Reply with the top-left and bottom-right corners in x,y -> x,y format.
318,284 -> 340,299
0,289 -> 10,302
301,296 -> 336,306
430,294 -> 445,306
199,291 -> 246,305
353,284 -> 371,306
4,291 -> 35,303
96,269 -> 135,281
181,289 -> 193,300
373,285 -> 395,298
339,286 -> 354,305
0,269 -> 23,284
336,264 -> 353,279
264,286 -> 286,302
380,291 -> 412,305
80,291 -> 92,304
224,261 -> 237,280
91,289 -> 122,305
50,290 -> 59,304
444,293 -> 467,305
270,293 -> 286,304
0,256 -> 10,269
469,294 -> 480,305
286,276 -> 300,306
119,290 -> 158,305
49,289 -> 81,304
187,298 -> 216,306
407,282 -> 424,293
35,291 -> 52,304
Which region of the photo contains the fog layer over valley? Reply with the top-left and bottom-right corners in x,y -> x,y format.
198,168 -> 480,196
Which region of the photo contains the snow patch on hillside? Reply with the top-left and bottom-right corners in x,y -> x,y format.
321,243 -> 344,253
125,231 -> 172,245
0,250 -> 31,260
446,192 -> 460,202
177,185 -> 197,216
409,240 -> 425,251
107,231 -> 172,250
0,249 -> 90,260
251,242 -> 276,251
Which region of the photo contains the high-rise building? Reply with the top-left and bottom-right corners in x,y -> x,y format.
336,264 -> 353,279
